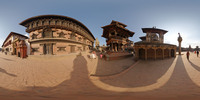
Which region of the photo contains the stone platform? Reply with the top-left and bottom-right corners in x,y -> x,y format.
104,52 -> 133,61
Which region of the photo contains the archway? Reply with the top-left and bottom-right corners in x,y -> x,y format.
156,48 -> 163,59
164,49 -> 169,58
171,49 -> 175,57
147,48 -> 155,59
139,48 -> 145,59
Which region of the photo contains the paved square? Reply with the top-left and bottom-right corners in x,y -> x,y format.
0,52 -> 200,100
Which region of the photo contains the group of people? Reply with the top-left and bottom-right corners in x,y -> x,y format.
90,51 -> 104,59
186,50 -> 199,60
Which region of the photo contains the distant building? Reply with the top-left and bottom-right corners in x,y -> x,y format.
99,44 -> 108,53
20,15 -> 95,55
95,38 -> 100,51
194,46 -> 199,51
189,45 -> 192,52
2,32 -> 29,57
134,27 -> 177,60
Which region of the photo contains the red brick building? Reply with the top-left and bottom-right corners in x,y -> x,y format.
2,32 -> 29,56
20,15 -> 95,55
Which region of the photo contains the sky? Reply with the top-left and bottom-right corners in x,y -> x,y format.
0,0 -> 200,48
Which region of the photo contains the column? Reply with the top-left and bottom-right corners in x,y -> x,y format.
154,49 -> 156,60
118,43 -> 120,52
169,49 -> 171,58
174,49 -> 176,57
115,43 -> 117,52
111,43 -> 113,51
179,42 -> 181,55
135,48 -> 139,60
162,49 -> 164,59
145,48 -> 147,60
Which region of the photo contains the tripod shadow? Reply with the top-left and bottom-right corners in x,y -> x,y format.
188,60 -> 200,71
0,68 -> 17,77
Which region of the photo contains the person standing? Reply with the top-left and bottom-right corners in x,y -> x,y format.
197,50 -> 199,57
186,51 -> 190,60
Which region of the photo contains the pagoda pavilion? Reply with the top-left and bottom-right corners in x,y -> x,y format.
134,27 -> 177,60
102,20 -> 134,60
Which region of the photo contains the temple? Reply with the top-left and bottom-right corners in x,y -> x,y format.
134,27 -> 177,60
20,15 -> 95,55
102,20 -> 134,60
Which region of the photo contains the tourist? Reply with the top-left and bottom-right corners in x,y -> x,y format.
197,50 -> 199,57
90,51 -> 96,59
100,53 -> 103,59
186,51 -> 190,60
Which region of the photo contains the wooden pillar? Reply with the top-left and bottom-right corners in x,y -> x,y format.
118,43 -> 120,52
174,49 -> 176,57
134,47 -> 139,60
154,49 -> 156,60
145,48 -> 147,60
115,43 -> 117,52
111,43 -> 113,51
162,49 -> 164,59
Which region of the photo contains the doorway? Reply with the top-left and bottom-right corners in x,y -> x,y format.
43,44 -> 53,55
171,49 -> 175,57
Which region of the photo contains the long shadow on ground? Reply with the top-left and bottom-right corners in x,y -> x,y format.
188,60 -> 200,71
99,58 -> 175,87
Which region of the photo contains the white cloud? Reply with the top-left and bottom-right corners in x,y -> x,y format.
25,33 -> 29,37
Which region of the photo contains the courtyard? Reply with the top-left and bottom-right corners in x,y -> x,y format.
0,52 -> 200,100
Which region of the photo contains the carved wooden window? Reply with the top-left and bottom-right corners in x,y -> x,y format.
70,45 -> 76,53
57,47 -> 66,52
78,37 -> 82,41
58,32 -> 65,38
61,21 -> 64,25
36,21 -> 39,26
42,21 -> 44,25
83,38 -> 86,43
42,28 -> 53,38
55,20 -> 58,25
31,23 -> 34,28
111,32 -> 115,35
32,48 -> 39,52
70,32 -> 76,40
78,47 -> 82,51
32,34 -> 37,39
151,33 -> 159,41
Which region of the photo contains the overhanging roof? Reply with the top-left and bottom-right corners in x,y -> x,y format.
2,32 -> 28,47
142,28 -> 168,34
19,15 -> 95,40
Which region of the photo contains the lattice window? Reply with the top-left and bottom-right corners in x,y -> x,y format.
42,27 -> 53,38
57,47 -> 66,52
70,32 -> 76,40
78,37 -> 82,41
32,48 -> 39,52
58,32 -> 65,38
32,34 -> 37,39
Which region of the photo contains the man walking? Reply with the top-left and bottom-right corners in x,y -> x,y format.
197,50 -> 199,57
187,51 -> 190,60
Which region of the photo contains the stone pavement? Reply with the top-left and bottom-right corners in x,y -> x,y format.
0,52 -> 200,100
